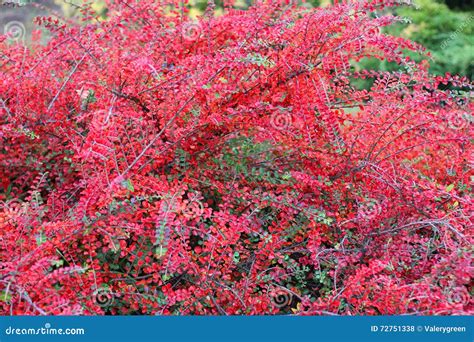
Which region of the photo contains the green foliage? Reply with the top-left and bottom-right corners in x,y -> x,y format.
386,0 -> 473,77
213,137 -> 294,185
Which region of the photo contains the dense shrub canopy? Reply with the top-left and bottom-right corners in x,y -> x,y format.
0,0 -> 472,315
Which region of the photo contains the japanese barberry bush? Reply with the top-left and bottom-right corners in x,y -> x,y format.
0,0 -> 472,315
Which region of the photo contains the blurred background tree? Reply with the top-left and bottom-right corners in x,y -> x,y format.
387,0 -> 472,78
354,0 -> 473,89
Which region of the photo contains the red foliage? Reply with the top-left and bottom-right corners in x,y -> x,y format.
0,0 -> 472,315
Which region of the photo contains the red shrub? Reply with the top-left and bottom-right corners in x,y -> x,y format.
0,0 -> 472,315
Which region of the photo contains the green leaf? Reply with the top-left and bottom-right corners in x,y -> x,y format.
445,183 -> 455,192
122,179 -> 135,192
51,259 -> 64,267
0,291 -> 11,302
155,246 -> 168,258
36,233 -> 47,246
233,251 -> 240,264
